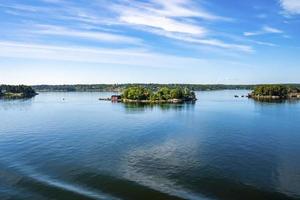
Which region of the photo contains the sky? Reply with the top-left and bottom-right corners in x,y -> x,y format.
0,0 -> 300,85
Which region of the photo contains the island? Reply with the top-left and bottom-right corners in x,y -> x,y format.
109,86 -> 197,103
249,85 -> 300,100
0,85 -> 38,99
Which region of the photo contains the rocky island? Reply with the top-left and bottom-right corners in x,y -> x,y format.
249,85 -> 300,100
110,86 -> 197,103
0,85 -> 38,99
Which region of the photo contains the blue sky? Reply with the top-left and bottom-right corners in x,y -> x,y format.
0,0 -> 300,84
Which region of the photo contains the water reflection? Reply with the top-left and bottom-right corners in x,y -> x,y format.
117,113 -> 293,200
0,98 -> 35,111
252,98 -> 300,104
123,102 -> 196,113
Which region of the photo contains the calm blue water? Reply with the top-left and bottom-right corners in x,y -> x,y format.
1,91 -> 300,200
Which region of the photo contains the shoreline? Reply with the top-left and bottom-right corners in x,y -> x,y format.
0,92 -> 38,99
249,94 -> 300,100
121,98 -> 197,104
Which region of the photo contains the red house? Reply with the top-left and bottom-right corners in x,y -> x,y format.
111,95 -> 121,102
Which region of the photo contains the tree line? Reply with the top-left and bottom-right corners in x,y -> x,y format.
32,84 -> 266,92
122,86 -> 196,101
252,85 -> 300,97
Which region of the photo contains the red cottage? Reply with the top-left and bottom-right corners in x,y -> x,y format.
111,95 -> 121,102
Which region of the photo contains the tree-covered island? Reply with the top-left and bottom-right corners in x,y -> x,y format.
249,85 -> 300,100
0,85 -> 38,99
120,86 -> 197,103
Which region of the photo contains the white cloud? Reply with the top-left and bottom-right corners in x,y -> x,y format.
0,41 -> 255,85
244,26 -> 283,36
262,26 -> 283,33
148,29 -> 253,52
148,0 -> 230,20
0,41 -> 216,69
111,1 -> 250,52
252,41 -> 277,47
114,1 -> 210,36
280,0 -> 300,14
120,13 -> 206,35
195,39 -> 253,52
113,0 -> 232,36
33,25 -> 142,44
0,3 -> 40,12
244,32 -> 259,36
1,1 -> 250,53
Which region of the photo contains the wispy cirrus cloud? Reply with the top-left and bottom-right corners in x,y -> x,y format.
113,0 -> 212,36
0,1 -> 252,53
42,0 -> 65,3
279,0 -> 300,14
0,3 -> 40,12
0,41 -> 230,69
113,0 -> 233,36
244,26 -> 283,36
33,24 -> 143,45
120,13 -> 206,35
252,40 -> 278,47
147,29 -> 253,52
109,0 -> 251,52
149,0 -> 229,20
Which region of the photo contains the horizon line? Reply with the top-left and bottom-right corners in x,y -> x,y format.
2,83 -> 300,86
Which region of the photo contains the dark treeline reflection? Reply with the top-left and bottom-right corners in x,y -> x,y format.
253,98 -> 300,104
0,98 -> 34,111
122,102 -> 196,113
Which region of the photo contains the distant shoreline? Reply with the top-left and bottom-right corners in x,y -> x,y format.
31,84 -> 300,92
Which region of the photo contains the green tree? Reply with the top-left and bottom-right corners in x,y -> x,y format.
170,88 -> 183,99
252,85 -> 288,97
122,86 -> 152,100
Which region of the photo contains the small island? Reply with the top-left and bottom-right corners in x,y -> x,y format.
249,85 -> 300,100
109,86 -> 197,103
0,85 -> 38,99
